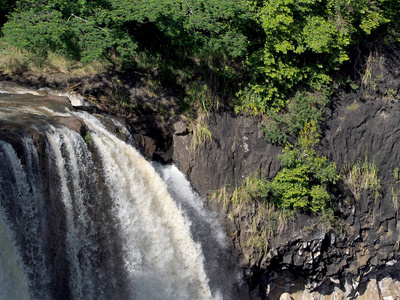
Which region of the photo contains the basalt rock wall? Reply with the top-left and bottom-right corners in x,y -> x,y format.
170,44 -> 400,299
172,113 -> 282,197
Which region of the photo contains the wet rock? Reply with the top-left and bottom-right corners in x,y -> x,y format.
133,134 -> 157,160
47,116 -> 88,136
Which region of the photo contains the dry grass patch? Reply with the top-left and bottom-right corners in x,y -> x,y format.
209,174 -> 293,254
0,41 -> 111,75
341,157 -> 382,202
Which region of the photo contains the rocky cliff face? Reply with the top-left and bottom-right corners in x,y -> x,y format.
170,44 -> 400,299
172,113 -> 282,196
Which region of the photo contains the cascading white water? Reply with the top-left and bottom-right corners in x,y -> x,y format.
155,164 -> 240,299
45,126 -> 100,299
77,112 -> 213,300
0,84 -> 238,299
0,140 -> 50,299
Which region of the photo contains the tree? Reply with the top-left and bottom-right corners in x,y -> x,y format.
241,0 -> 399,113
2,0 -> 138,62
1,0 -> 252,63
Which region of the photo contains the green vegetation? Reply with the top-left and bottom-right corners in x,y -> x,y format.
0,40 -> 111,74
84,130 -> 93,147
209,173 -> 293,254
265,122 -> 338,212
190,114 -> 212,151
1,0 -> 251,63
1,0 -> 399,119
393,167 -> 400,182
391,168 -> 400,210
391,186 -> 400,210
347,103 -> 360,111
341,157 -> 382,202
260,89 -> 329,145
241,0 -> 399,113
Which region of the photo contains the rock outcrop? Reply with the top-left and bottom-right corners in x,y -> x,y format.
172,113 -> 282,196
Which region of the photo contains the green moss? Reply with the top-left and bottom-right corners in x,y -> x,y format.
347,103 -> 359,110
84,131 -> 93,147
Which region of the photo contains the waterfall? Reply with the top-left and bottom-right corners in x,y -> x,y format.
155,164 -> 239,299
0,86 -> 238,299
45,126 -> 101,299
0,207 -> 30,300
0,140 -> 50,299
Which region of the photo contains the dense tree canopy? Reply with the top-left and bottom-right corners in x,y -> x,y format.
241,0 -> 399,112
1,0 -> 399,112
2,0 -> 251,62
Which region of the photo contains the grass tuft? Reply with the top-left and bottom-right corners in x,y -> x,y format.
190,113 -> 212,151
209,173 -> 293,254
341,157 -> 382,202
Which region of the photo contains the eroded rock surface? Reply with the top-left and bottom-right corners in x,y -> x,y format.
172,112 -> 282,196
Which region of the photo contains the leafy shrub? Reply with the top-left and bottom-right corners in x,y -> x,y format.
241,0 -> 400,113
2,0 -> 251,64
265,122 -> 338,213
260,89 -> 329,145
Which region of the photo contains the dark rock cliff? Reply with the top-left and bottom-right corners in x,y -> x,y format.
172,113 -> 282,196
169,44 -> 400,299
